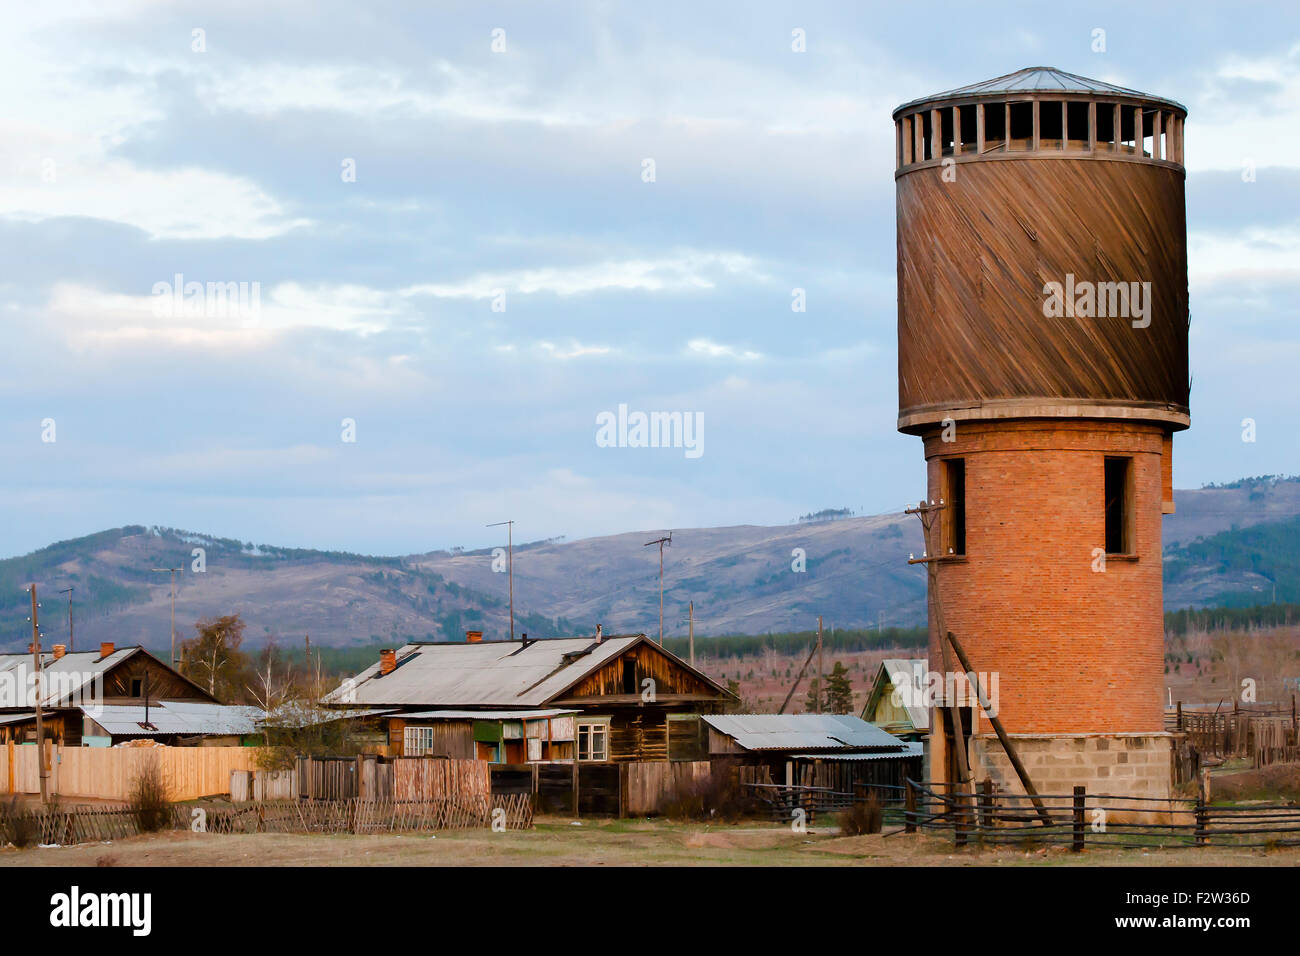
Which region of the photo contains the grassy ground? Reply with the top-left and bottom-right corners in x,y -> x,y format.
4,816 -> 1300,867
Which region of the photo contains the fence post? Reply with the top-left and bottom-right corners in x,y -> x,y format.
1072,785 -> 1085,852
980,777 -> 994,830
904,778 -> 916,833
1176,700 -> 1183,732
954,787 -> 968,847
1195,770 -> 1209,847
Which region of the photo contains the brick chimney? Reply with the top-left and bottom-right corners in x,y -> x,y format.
52,644 -> 66,660
465,630 -> 482,643
595,624 -> 603,644
379,649 -> 396,675
99,641 -> 115,659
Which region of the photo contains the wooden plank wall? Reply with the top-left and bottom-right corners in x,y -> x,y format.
391,757 -> 490,802
0,743 -> 260,801
624,760 -> 711,815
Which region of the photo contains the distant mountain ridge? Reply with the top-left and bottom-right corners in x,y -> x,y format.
2,477 -> 1297,651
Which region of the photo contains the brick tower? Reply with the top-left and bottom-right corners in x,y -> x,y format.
892,68 -> 1189,799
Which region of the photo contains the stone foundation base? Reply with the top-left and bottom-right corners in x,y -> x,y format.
922,729 -> 1183,825
965,733 -> 1175,803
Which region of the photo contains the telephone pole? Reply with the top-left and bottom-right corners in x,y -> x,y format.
151,567 -> 183,669
816,615 -> 824,713
907,497 -> 972,785
644,533 -> 672,644
27,584 -> 48,803
688,600 -> 695,667
58,586 -> 74,652
487,520 -> 515,641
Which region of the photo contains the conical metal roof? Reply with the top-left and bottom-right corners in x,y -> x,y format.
894,66 -> 1186,116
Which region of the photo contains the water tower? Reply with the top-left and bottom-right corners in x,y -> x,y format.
893,68 -> 1189,798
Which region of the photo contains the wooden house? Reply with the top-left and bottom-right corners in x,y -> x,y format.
327,631 -> 736,762
0,642 -> 219,746
861,658 -> 929,741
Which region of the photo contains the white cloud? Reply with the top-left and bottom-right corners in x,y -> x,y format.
1189,226 -> 1300,288
404,251 -> 767,299
686,338 -> 763,361
538,340 -> 614,359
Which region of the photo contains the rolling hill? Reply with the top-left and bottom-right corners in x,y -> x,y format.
1,476 -> 1296,652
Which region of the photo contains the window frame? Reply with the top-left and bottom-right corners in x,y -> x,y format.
403,725 -> 436,757
577,717 -> 611,762
940,457 -> 967,557
1104,456 -> 1136,556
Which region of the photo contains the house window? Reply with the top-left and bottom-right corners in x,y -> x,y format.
130,678 -> 144,697
622,659 -> 637,695
404,726 -> 436,757
941,458 -> 966,556
1105,456 -> 1134,554
577,719 -> 610,762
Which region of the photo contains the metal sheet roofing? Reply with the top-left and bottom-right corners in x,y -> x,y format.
82,701 -> 264,737
323,635 -> 656,707
703,713 -> 908,752
790,742 -> 924,761
0,647 -> 139,708
895,66 -> 1185,115
398,708 -> 579,721
0,711 -> 36,726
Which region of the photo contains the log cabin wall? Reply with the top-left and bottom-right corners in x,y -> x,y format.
99,655 -> 214,704
561,641 -> 723,701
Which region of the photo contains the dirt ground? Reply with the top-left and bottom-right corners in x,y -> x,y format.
4,816 -> 1299,867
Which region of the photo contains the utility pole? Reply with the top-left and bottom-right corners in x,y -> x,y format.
688,600 -> 695,667
816,615 -> 824,713
644,533 -> 672,644
58,586 -> 74,652
27,584 -> 48,803
151,567 -> 183,669
907,498 -> 971,785
487,520 -> 515,641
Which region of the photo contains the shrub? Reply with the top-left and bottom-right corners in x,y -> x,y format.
128,759 -> 172,833
837,793 -> 884,836
1,797 -> 39,848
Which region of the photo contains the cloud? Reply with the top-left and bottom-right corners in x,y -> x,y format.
686,338 -> 763,361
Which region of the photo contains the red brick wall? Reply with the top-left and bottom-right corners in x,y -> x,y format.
922,420 -> 1168,734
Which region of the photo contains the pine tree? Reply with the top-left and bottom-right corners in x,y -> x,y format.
825,661 -> 854,714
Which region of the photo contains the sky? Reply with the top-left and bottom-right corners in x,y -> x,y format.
2,0 -> 1298,558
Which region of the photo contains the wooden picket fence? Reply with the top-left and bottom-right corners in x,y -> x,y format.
1,742 -> 260,801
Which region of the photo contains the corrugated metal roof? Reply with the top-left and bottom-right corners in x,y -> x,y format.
323,635 -> 656,707
399,708 -> 579,721
703,714 -> 907,751
790,742 -> 923,761
0,647 -> 139,708
895,66 -> 1185,115
0,711 -> 36,726
82,701 -> 264,737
